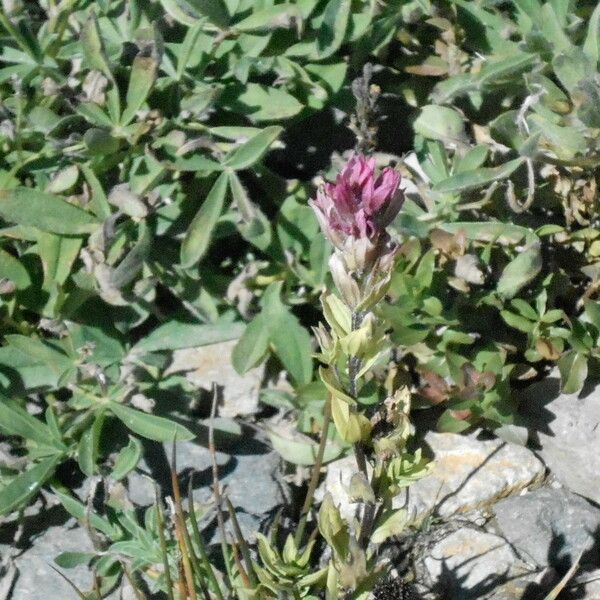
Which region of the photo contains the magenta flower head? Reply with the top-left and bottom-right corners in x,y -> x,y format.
309,155 -> 403,249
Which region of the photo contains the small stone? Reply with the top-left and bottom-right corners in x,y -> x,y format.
423,528 -> 531,599
518,373 -> 600,506
166,340 -> 263,418
492,487 -> 600,569
320,432 -> 544,523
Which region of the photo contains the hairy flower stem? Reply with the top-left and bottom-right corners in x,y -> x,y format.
348,310 -> 377,550
295,393 -> 333,548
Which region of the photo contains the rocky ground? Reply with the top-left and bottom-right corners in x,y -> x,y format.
1,351 -> 600,599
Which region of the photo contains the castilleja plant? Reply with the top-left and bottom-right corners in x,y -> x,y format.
308,156 -> 431,597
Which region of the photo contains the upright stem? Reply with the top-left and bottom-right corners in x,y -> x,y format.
295,393 -> 332,547
348,310 -> 377,549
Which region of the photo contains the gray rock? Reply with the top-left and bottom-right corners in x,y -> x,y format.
518,373 -> 600,505
0,509 -> 109,600
493,487 -> 600,569
166,340 -> 263,418
422,528 -> 533,599
128,436 -> 284,541
320,431 -> 544,523
398,432 -> 545,520
569,569 -> 600,599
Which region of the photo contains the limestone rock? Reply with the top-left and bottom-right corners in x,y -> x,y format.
518,373 -> 600,506
320,432 -> 544,523
398,432 -> 545,520
422,528 -> 532,599
166,340 -> 263,417
492,487 -> 600,569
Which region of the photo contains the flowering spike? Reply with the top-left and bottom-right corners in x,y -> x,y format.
309,155 -> 403,247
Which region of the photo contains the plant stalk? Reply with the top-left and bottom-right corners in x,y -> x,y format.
294,393 -> 332,547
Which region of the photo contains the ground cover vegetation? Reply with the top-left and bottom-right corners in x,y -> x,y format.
0,0 -> 598,597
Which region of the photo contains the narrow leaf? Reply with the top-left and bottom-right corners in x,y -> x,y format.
223,126 -> 283,171
0,188 -> 99,234
133,320 -> 244,353
0,456 -> 60,516
180,172 -> 228,268
109,402 -> 195,442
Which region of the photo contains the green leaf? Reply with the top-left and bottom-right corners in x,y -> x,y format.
497,244 -> 542,299
80,13 -> 113,80
133,320 -> 244,353
231,315 -> 270,375
0,247 -> 31,289
583,299 -> 600,331
558,351 -> 588,395
552,49 -> 593,93
46,165 -> 79,195
262,283 -> 313,385
500,310 -> 535,334
180,172 -> 229,268
433,158 -> 524,193
121,55 -> 158,125
476,53 -> 537,86
437,410 -> 471,433
0,397 -> 60,448
371,509 -> 410,544
225,83 -> 303,122
111,436 -> 142,480
455,145 -> 488,173
53,487 -> 118,537
228,171 -> 271,250
267,428 -> 342,466
55,552 -> 95,569
83,128 -> 120,156
110,223 -> 152,289
316,0 -> 351,59
109,402 -> 195,442
186,0 -> 229,28
0,456 -> 60,516
159,0 -> 201,25
37,232 -> 82,289
510,298 -> 539,321
583,2 -> 600,65
413,105 -> 464,143
4,334 -> 73,380
223,126 -> 283,170
0,188 -> 98,235
77,413 -> 104,477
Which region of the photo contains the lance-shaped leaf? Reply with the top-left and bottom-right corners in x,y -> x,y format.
180,172 -> 228,268
111,436 -> 143,480
223,126 -> 283,171
497,244 -> 542,299
109,402 -> 194,442
433,158 -> 525,193
0,188 -> 99,234
316,0 -> 351,59
121,55 -> 159,125
133,320 -> 244,353
0,247 -> 30,289
0,456 -> 61,516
